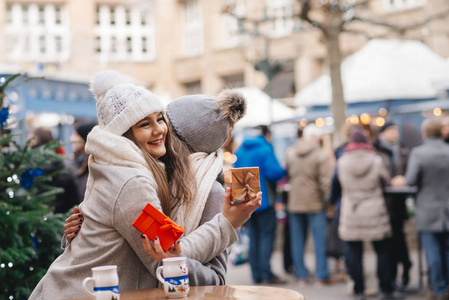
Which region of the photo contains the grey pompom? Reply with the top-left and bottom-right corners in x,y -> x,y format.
216,89 -> 247,125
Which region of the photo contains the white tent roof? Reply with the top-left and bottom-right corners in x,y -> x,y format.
235,87 -> 295,128
295,39 -> 449,107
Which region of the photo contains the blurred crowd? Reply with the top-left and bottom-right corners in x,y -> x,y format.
233,116 -> 449,300
28,122 -> 97,214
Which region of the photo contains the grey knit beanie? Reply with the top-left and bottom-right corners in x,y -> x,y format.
166,89 -> 246,153
90,70 -> 164,135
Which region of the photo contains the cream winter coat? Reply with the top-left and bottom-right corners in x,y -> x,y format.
285,139 -> 333,213
29,127 -> 237,300
338,144 -> 392,241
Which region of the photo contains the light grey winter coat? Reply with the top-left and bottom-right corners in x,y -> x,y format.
285,139 -> 333,213
405,138 -> 449,232
338,145 -> 392,241
29,127 -> 237,300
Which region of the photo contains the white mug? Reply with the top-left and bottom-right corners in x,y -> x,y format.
82,265 -> 120,300
156,257 -> 189,298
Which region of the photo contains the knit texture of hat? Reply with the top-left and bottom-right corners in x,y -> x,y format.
90,70 -> 164,136
166,89 -> 246,153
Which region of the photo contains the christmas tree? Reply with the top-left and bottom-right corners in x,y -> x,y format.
0,74 -> 69,299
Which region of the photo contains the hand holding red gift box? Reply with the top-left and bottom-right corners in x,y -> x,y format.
132,203 -> 184,252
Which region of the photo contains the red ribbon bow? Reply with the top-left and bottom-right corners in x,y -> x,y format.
158,217 -> 183,239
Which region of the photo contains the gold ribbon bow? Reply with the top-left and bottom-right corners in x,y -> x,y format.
233,172 -> 257,202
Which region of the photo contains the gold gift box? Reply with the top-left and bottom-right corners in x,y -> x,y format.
224,167 -> 260,203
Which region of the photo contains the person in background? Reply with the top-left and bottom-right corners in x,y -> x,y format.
64,122 -> 96,243
285,124 -> 333,285
29,126 -> 80,214
71,122 -> 96,201
234,125 -> 286,284
328,124 -> 363,277
404,118 -> 449,300
338,129 -> 404,300
440,116 -> 449,144
280,128 -> 304,275
373,121 -> 411,289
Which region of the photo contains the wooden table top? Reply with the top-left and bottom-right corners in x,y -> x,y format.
67,285 -> 305,300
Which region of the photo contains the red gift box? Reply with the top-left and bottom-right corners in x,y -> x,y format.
132,203 -> 184,252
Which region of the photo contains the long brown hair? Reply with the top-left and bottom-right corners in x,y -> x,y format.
123,115 -> 196,216
162,122 -> 197,211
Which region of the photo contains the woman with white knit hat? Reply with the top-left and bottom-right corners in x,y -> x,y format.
29,70 -> 260,299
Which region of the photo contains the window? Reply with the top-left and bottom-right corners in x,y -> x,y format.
223,74 -> 245,89
110,7 -> 116,25
126,9 -> 131,25
221,0 -> 245,48
142,37 -> 148,53
55,36 -> 62,53
182,1 -> 204,56
96,36 -> 101,53
383,0 -> 426,11
96,6 -> 100,24
38,6 -> 44,24
39,35 -> 46,53
111,36 -> 117,53
141,12 -> 147,25
55,6 -> 61,24
22,5 -> 28,25
94,4 -> 156,62
266,0 -> 294,37
126,37 -> 132,53
4,3 -> 70,62
185,81 -> 202,95
6,4 -> 12,24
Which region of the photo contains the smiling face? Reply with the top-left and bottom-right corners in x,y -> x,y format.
131,112 -> 168,159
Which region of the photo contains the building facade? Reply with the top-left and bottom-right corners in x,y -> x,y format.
0,0 -> 448,105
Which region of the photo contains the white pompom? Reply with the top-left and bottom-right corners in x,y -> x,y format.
90,70 -> 125,99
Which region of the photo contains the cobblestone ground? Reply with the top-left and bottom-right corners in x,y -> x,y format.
226,220 -> 430,300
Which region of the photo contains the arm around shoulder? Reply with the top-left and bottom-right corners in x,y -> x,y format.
113,175 -> 164,277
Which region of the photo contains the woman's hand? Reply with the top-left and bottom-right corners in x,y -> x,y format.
222,187 -> 262,230
64,206 -> 83,243
391,175 -> 407,187
141,235 -> 182,261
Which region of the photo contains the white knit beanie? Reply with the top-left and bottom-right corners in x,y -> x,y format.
90,70 -> 164,135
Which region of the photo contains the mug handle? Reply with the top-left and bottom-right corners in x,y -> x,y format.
156,266 -> 165,285
82,277 -> 95,296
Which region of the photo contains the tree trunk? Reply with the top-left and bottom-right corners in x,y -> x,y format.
325,17 -> 346,144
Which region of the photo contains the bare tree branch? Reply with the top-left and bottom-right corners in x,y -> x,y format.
350,7 -> 449,33
351,0 -> 371,8
343,28 -> 375,39
297,0 -> 328,35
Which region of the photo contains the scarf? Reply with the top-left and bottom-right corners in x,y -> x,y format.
172,149 -> 224,235
85,126 -> 151,172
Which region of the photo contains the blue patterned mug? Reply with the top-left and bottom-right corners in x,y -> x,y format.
156,257 -> 189,298
82,265 -> 120,300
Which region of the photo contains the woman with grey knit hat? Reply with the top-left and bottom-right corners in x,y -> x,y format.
140,90 -> 251,283
30,70 -> 258,299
